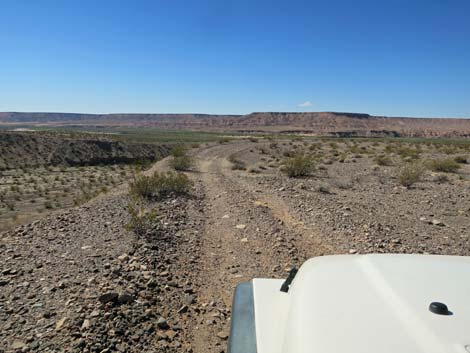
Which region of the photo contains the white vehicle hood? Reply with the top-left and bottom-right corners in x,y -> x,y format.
253,254 -> 470,353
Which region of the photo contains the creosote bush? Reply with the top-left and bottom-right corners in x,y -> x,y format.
374,155 -> 393,166
398,163 -> 424,188
126,199 -> 159,237
169,146 -> 193,171
170,155 -> 192,171
282,154 -> 315,178
129,171 -> 192,200
428,159 -> 460,173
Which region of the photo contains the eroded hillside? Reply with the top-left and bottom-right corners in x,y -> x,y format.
0,131 -> 170,170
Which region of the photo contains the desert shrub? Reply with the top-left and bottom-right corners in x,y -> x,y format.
397,147 -> 420,160
317,183 -> 332,194
171,145 -> 187,158
129,175 -> 155,199
309,143 -> 320,151
282,154 -> 315,178
248,167 -> 261,173
398,163 -> 424,188
129,172 -> 192,200
44,201 -> 53,209
170,155 -> 192,171
126,200 -> 159,237
248,137 -> 259,143
428,159 -> 460,173
169,146 -> 193,171
433,174 -> 450,183
374,155 -> 393,166
282,150 -> 295,158
218,138 -> 230,144
454,155 -> 468,164
228,154 -> 246,170
332,179 -> 353,190
440,146 -> 457,155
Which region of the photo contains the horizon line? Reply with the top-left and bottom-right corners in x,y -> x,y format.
1,111 -> 470,120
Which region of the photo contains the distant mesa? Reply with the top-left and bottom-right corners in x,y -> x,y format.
1,111 -> 470,138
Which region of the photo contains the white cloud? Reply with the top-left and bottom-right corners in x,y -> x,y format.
298,101 -> 313,107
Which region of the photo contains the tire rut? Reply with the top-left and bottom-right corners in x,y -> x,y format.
188,143 -> 328,353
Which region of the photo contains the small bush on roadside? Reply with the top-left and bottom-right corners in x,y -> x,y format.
374,155 -> 393,166
397,147 -> 420,160
398,163 -> 424,188
332,179 -> 353,190
171,145 -> 187,158
433,174 -> 450,184
317,183 -> 332,194
282,154 -> 315,178
169,146 -> 193,171
126,200 -> 159,237
428,159 -> 460,173
228,154 -> 247,170
170,155 -> 192,171
282,150 -> 294,157
130,171 -> 192,200
129,175 -> 155,199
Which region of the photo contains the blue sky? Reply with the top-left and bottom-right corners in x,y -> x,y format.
0,0 -> 469,117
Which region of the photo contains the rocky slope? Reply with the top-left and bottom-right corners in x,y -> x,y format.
1,111 -> 470,137
0,132 -> 170,170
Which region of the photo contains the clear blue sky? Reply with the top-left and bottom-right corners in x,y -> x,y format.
1,0 -> 469,117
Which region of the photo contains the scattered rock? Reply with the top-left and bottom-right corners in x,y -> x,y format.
216,331 -> 229,340
11,340 -> 26,349
81,319 -> 91,330
99,292 -> 119,304
431,219 -> 445,226
157,317 -> 170,330
184,294 -> 195,305
55,317 -> 67,331
117,292 -> 135,305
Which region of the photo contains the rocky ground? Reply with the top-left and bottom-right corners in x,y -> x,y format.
1,138 -> 470,352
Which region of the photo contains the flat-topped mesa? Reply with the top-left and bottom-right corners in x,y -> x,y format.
1,111 -> 470,137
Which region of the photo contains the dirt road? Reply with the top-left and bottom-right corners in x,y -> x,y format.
187,142 -> 334,353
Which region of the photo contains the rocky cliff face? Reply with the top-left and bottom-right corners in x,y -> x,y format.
0,132 -> 170,170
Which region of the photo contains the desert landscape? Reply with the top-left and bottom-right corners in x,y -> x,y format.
1,123 -> 469,352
